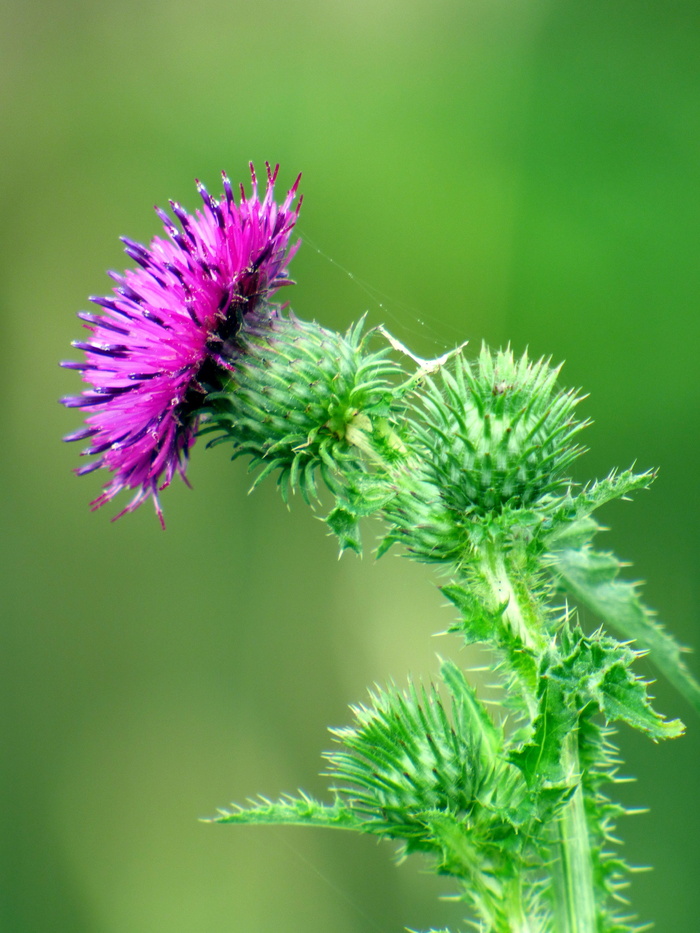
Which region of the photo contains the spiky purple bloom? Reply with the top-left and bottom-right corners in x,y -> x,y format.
62,163 -> 301,526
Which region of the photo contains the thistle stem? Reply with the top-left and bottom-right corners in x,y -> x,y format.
478,544 -> 544,719
479,549 -> 598,932
481,547 -> 543,653
464,871 -> 544,933
551,731 -> 597,933
503,879 -> 544,933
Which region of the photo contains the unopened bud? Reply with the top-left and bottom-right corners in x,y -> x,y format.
203,311 -> 404,499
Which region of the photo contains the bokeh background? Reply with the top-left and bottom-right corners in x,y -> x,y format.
2,1 -> 699,930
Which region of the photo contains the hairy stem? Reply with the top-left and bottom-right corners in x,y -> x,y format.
503,879 -> 545,933
479,550 -> 598,932
477,543 -> 545,721
482,548 -> 539,651
552,731 -> 597,933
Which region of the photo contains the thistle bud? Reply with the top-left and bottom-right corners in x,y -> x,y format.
381,346 -> 586,561
203,311 -> 404,499
325,660 -> 527,850
421,346 -> 585,514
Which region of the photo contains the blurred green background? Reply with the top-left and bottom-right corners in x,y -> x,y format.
2,0 -> 699,930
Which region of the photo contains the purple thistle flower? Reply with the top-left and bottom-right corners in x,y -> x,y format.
62,163 -> 302,527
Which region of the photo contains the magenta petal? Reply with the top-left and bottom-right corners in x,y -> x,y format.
62,164 -> 301,524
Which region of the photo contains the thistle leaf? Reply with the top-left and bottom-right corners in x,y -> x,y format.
510,675 -> 576,789
325,506 -> 363,556
210,793 -> 362,831
550,469 -> 657,540
441,583 -> 504,644
551,545 -> 700,716
544,629 -> 684,740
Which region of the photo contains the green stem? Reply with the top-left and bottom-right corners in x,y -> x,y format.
477,544 -> 545,720
462,870 -> 545,933
478,548 -> 598,932
481,547 -> 543,653
551,731 -> 597,933
502,878 -> 544,933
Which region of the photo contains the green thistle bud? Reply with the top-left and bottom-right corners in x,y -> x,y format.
325,660 -> 528,850
202,311 -> 404,500
327,679 -> 479,838
381,346 -> 586,563
417,345 -> 586,516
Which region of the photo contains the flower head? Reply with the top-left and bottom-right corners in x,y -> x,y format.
62,163 -> 301,526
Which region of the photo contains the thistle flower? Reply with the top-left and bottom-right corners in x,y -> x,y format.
61,163 -> 301,526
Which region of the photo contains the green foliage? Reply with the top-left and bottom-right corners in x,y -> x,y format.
217,629 -> 673,930
218,663 -> 550,930
545,627 -> 683,740
532,465 -> 700,715
211,792 -> 362,831
548,469 -> 657,536
324,506 -> 363,555
550,543 -> 700,716
210,319 -> 695,933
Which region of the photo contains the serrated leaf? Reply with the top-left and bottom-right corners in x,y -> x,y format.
596,661 -> 684,739
550,545 -> 700,716
546,630 -> 685,740
510,675 -> 576,788
210,793 -> 363,831
324,506 -> 362,555
572,469 -> 656,520
550,467 -> 654,523
441,581 -> 540,704
544,469 -> 656,551
441,583 -> 503,644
